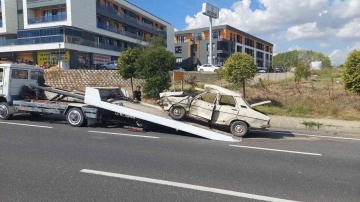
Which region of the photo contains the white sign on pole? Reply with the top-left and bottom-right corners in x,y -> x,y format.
202,3 -> 219,19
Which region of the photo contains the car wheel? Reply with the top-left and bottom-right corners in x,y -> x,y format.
102,66 -> 107,70
230,121 -> 248,137
199,69 -> 204,72
66,108 -> 85,127
214,69 -> 218,72
169,106 -> 186,120
0,102 -> 13,120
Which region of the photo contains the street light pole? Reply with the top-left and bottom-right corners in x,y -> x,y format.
58,44 -> 61,68
202,3 -> 219,65
209,17 -> 212,65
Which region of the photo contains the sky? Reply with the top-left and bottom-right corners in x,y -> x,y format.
129,0 -> 360,65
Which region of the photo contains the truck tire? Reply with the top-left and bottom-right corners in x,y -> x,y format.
169,106 -> 186,120
66,108 -> 85,127
0,102 -> 13,120
230,121 -> 248,137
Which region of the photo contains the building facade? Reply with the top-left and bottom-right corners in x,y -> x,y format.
0,0 -> 174,69
174,25 -> 273,70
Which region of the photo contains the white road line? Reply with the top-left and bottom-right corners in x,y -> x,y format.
88,131 -> 159,139
80,169 -> 298,202
0,121 -> 53,129
253,130 -> 360,141
229,145 -> 322,156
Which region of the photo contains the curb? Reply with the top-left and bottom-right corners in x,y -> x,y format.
269,115 -> 360,134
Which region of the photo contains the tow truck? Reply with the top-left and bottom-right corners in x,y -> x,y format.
0,64 -> 240,142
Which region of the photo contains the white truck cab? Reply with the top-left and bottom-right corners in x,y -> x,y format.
0,64 -> 44,115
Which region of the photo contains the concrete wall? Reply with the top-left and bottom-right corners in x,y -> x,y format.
0,0 -> 18,34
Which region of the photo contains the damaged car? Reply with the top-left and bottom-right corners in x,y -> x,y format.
158,84 -> 271,137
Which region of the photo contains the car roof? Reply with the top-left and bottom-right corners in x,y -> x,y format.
204,84 -> 243,97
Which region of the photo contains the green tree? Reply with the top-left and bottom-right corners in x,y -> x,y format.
274,50 -> 331,70
294,63 -> 311,83
342,50 -> 360,94
137,45 -> 175,97
221,52 -> 257,97
117,46 -> 143,92
146,35 -> 166,49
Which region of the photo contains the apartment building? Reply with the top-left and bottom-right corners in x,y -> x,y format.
0,0 -> 174,69
174,25 -> 273,70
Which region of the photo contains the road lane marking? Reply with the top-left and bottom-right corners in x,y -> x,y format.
253,130 -> 360,141
0,121 -> 53,129
229,145 -> 322,156
80,169 -> 298,202
88,131 -> 159,139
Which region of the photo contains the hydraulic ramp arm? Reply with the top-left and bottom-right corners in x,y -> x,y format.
84,87 -> 239,143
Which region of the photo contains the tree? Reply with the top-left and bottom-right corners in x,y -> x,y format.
117,46 -> 143,92
221,52 -> 257,97
342,50 -> 360,94
146,35 -> 166,48
294,63 -> 311,83
273,50 -> 331,70
137,45 -> 175,97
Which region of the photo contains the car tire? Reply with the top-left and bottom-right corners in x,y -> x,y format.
169,106 -> 186,120
199,69 -> 204,72
66,108 -> 85,127
0,102 -> 13,120
102,66 -> 107,70
230,121 -> 248,137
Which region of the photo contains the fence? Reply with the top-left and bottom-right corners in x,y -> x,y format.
44,69 -> 219,91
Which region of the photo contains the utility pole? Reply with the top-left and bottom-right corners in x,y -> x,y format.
58,44 -> 61,68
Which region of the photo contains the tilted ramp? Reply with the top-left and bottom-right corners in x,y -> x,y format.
84,87 -> 239,143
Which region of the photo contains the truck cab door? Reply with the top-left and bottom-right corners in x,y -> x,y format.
0,68 -> 3,95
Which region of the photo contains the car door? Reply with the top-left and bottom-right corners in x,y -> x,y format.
189,92 -> 217,120
213,95 -> 239,124
0,67 -> 3,95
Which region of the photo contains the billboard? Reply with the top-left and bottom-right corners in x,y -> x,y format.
37,51 -> 70,67
202,3 -> 219,19
93,54 -> 111,65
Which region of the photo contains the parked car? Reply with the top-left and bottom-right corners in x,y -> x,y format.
158,84 -> 271,137
102,61 -> 118,70
197,64 -> 220,72
174,67 -> 185,71
258,69 -> 267,73
275,67 -> 284,73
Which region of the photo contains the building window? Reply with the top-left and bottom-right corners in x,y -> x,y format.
266,46 -> 269,52
245,38 -> 254,47
231,44 -> 235,53
256,60 -> 263,67
217,41 -> 229,51
245,48 -> 254,57
176,35 -> 186,43
212,31 -> 219,39
256,42 -> 264,50
176,57 -> 183,66
236,34 -> 242,43
236,45 -> 242,52
194,33 -> 202,40
175,46 -> 182,53
256,51 -> 264,59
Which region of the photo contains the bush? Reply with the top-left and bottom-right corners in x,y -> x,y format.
294,64 -> 311,83
342,50 -> 360,94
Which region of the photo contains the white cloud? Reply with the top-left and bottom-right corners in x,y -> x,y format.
272,44 -> 280,55
174,28 -> 178,32
288,45 -> 304,51
328,42 -> 360,65
183,0 -> 360,41
336,18 -> 360,40
319,42 -> 330,48
286,22 -> 331,41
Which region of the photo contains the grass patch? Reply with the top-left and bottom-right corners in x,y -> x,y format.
302,121 -> 323,129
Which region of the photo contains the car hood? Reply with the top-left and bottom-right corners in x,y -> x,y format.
250,100 -> 271,108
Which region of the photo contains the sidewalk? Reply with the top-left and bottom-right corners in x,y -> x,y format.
269,115 -> 360,134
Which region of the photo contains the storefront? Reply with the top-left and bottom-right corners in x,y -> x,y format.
77,52 -> 90,69
16,53 -> 34,65
93,54 -> 111,65
37,51 -> 70,69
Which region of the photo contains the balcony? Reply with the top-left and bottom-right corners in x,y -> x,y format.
27,0 -> 67,9
97,22 -> 145,41
28,14 -> 67,24
96,3 -> 167,38
0,35 -> 125,52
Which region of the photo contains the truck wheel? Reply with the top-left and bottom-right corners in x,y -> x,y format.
0,102 -> 13,120
230,121 -> 248,137
169,106 -> 186,120
66,108 -> 85,127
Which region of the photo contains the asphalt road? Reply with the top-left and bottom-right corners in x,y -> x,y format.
1,115 -> 359,202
